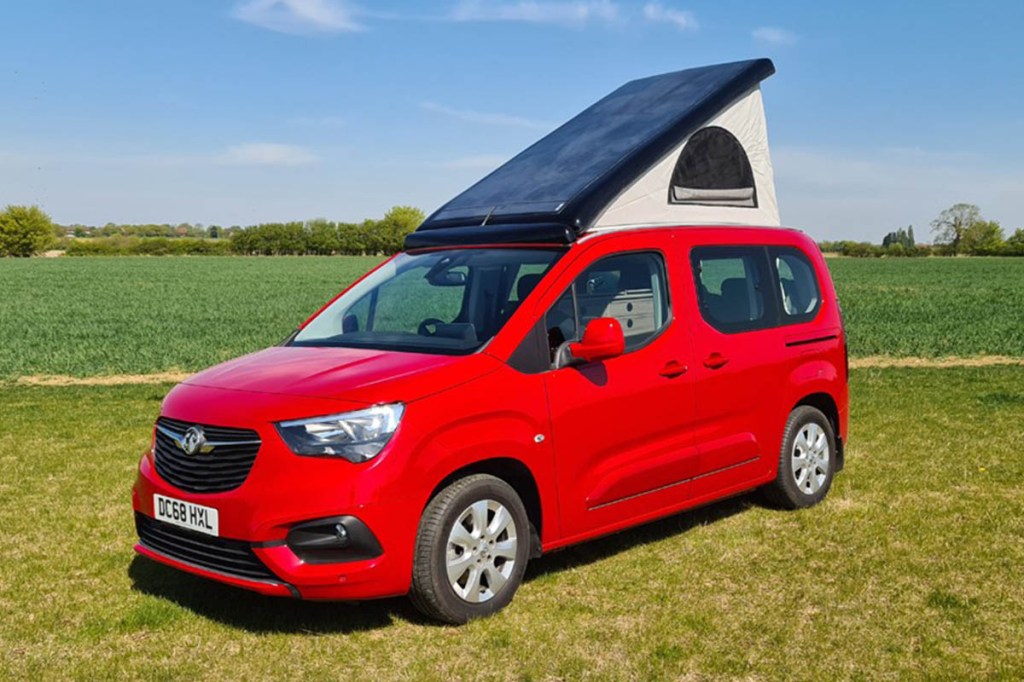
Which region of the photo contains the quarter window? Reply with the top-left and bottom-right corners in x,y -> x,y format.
772,248 -> 821,322
545,252 -> 670,358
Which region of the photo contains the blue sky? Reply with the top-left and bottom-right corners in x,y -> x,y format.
1,0 -> 1022,240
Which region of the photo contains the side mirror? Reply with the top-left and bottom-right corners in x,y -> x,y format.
568,317 -> 625,364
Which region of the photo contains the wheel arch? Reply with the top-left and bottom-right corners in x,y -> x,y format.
426,457 -> 544,558
793,392 -> 844,471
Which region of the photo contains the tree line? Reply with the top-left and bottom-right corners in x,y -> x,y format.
229,206 -> 424,255
2,201 -> 1022,257
819,203 -> 1024,257
0,205 -> 425,257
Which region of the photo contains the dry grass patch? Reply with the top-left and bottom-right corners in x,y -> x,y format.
850,355 -> 1024,369
12,356 -> 1024,388
16,371 -> 193,386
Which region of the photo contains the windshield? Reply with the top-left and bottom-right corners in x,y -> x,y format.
291,248 -> 563,355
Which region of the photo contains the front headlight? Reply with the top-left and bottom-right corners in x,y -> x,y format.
275,403 -> 404,462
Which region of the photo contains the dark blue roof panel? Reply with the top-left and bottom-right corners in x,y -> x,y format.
411,58 -> 774,247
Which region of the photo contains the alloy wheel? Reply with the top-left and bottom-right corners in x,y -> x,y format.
791,422 -> 830,495
445,499 -> 518,603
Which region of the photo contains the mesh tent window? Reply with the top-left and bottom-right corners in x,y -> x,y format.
669,126 -> 757,208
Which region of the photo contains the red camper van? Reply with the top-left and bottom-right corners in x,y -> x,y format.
132,59 -> 849,623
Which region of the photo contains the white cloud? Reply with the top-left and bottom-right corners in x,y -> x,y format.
641,3 -> 696,31
421,101 -> 552,131
232,0 -> 363,34
220,143 -> 318,166
752,26 -> 797,45
449,0 -> 620,27
440,155 -> 510,170
230,0 -> 702,35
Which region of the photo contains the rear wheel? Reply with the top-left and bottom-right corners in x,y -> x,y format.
763,406 -> 836,509
410,474 -> 530,624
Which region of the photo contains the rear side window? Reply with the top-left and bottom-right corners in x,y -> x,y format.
692,246 -> 776,333
771,248 -> 821,323
546,251 -> 670,354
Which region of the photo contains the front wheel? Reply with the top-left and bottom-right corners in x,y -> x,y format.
762,406 -> 836,509
410,474 -> 530,624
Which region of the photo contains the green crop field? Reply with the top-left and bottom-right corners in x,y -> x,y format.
0,256 -> 380,378
1,367 -> 1023,679
827,258 -> 1024,358
1,256 -> 1023,379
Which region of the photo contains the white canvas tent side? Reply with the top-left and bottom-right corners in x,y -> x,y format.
592,86 -> 779,230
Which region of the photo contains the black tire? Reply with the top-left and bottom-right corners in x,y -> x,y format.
762,406 -> 836,509
410,474 -> 531,624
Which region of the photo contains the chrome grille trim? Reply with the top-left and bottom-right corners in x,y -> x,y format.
153,417 -> 261,494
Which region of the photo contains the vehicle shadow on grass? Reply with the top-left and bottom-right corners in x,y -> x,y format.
524,492 -> 756,581
128,492 -> 757,633
127,556 -> 423,633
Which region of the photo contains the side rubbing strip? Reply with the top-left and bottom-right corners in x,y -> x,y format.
785,334 -> 838,348
588,457 -> 759,510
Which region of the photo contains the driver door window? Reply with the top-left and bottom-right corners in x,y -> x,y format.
545,251 -> 670,360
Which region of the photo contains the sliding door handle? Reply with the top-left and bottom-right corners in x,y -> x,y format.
703,353 -> 729,370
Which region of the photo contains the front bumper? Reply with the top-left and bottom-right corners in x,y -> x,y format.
133,464 -> 413,600
130,385 -> 418,600
134,538 -> 298,598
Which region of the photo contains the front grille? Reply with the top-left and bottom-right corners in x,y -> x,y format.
136,513 -> 278,582
153,417 -> 261,494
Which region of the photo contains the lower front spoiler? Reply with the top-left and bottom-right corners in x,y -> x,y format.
134,543 -> 299,598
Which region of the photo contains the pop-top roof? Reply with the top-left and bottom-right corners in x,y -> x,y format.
407,58 -> 777,249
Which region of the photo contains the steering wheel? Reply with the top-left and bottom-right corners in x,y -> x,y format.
417,318 -> 445,336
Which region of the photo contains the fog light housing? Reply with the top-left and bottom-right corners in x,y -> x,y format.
334,523 -> 349,545
285,516 -> 382,564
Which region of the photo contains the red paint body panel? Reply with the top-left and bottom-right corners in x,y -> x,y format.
185,345 -> 500,405
132,226 -> 849,600
538,231 -> 700,536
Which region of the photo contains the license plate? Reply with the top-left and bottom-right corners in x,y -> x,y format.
153,494 -> 219,537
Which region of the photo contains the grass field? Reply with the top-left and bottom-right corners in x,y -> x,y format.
1,367 -> 1022,679
1,255 -> 1022,679
1,256 -> 1023,378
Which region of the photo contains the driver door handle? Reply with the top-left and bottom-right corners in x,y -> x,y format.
703,353 -> 729,370
659,360 -> 688,378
